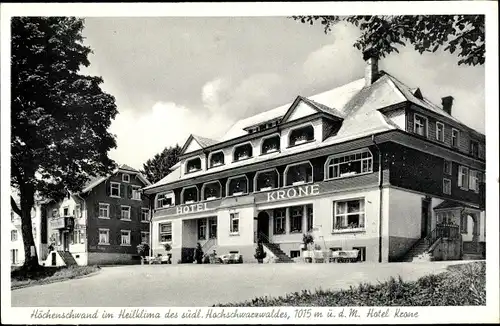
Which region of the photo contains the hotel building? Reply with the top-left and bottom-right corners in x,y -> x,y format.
143,54 -> 486,263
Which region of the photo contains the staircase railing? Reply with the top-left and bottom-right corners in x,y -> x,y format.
425,224 -> 461,252
257,231 -> 272,244
202,238 -> 216,253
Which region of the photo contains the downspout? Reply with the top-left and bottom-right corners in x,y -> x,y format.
372,135 -> 384,263
75,193 -> 87,258
142,192 -> 154,259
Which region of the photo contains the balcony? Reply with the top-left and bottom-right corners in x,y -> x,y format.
49,216 -> 75,230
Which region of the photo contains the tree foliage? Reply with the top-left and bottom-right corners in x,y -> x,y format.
11,17 -> 118,268
141,145 -> 181,184
291,15 -> 485,66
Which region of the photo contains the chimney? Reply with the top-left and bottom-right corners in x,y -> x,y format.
363,48 -> 379,86
441,96 -> 454,115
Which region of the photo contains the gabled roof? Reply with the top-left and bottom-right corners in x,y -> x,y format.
280,96 -> 345,124
180,134 -> 219,155
433,200 -> 478,210
80,164 -> 151,194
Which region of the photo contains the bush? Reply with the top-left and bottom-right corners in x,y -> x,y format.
254,242 -> 267,261
164,243 -> 172,252
136,243 -> 150,258
302,233 -> 314,250
214,262 -> 486,307
11,265 -> 100,289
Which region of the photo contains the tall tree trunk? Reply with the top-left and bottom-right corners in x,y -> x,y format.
20,183 -> 40,270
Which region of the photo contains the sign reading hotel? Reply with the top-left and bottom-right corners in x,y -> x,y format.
176,202 -> 210,215
265,184 -> 320,202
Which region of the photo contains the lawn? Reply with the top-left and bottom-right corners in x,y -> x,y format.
11,265 -> 101,289
214,261 -> 486,307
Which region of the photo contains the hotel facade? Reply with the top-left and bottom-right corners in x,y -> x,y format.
143,54 -> 486,263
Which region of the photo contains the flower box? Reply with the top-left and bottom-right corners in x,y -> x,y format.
211,161 -> 222,167
260,187 -> 272,191
295,139 -> 308,145
265,148 -> 278,154
206,196 -> 217,201
293,181 -> 305,186
185,200 -> 195,204
232,192 -> 244,196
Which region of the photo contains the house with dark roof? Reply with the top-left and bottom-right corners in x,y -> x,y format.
42,164 -> 152,266
143,52 -> 486,264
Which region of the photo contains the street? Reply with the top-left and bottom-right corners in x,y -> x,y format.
11,261 -> 467,307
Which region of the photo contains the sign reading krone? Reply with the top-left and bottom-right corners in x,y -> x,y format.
266,184 -> 320,202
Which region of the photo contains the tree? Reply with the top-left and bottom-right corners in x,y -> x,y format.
141,145 -> 181,184
291,15 -> 485,66
11,17 -> 118,269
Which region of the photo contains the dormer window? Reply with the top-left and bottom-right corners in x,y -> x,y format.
254,169 -> 279,191
261,135 -> 280,155
186,157 -> 202,174
289,125 -> 314,147
227,175 -> 248,196
209,151 -> 225,168
156,192 -> 175,209
233,143 -> 253,162
181,186 -> 198,204
202,181 -> 222,200
414,114 -> 428,137
122,173 -> 130,183
284,161 -> 313,186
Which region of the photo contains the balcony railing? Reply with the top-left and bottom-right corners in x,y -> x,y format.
49,216 -> 75,230
426,223 -> 460,247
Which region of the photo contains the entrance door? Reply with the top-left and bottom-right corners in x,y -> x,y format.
421,198 -> 431,238
257,211 -> 270,243
51,252 -> 57,266
63,232 -> 70,251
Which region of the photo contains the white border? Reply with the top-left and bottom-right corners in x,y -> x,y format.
1,2 -> 498,325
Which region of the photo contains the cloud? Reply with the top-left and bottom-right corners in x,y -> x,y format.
108,101 -> 234,170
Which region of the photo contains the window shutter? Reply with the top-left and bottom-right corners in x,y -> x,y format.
120,184 -> 125,198
128,186 -> 133,199
105,181 -> 110,196
458,168 -> 463,187
95,202 -> 99,218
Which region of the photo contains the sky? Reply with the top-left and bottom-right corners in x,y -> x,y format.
80,17 -> 485,170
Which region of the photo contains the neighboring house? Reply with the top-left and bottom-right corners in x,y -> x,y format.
44,164 -> 151,266
10,201 -> 47,266
143,52 -> 486,264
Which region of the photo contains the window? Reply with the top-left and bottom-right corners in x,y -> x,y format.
156,192 -> 174,208
306,205 -> 314,232
436,122 -> 444,142
414,114 -> 428,137
460,214 -> 468,234
75,205 -> 81,218
284,161 -> 313,186
11,249 -> 18,264
159,222 -> 172,242
131,186 -> 141,200
63,207 -> 69,216
121,206 -> 131,220
98,203 -> 110,219
290,250 -> 300,258
141,208 -> 150,222
233,143 -> 253,162
261,135 -> 280,154
11,230 -> 18,241
289,125 -> 315,147
98,229 -> 110,245
273,208 -> 286,234
202,181 -> 221,200
110,182 -> 120,197
120,230 -> 131,246
227,175 -> 248,196
52,209 -> 58,218
72,230 -> 80,245
352,246 -> 366,262
209,151 -> 225,168
443,178 -> 451,195
141,231 -> 150,244
469,170 -> 479,192
122,173 -> 130,183
458,166 -> 469,189
443,160 -> 452,175
209,217 -> 217,239
470,141 -> 479,158
290,206 -> 303,233
186,157 -> 202,173
478,144 -> 485,159
326,150 -> 373,179
230,213 -> 239,234
182,186 -> 198,204
333,199 -> 365,231
451,128 -> 459,148
254,169 -> 279,191
198,219 -> 207,240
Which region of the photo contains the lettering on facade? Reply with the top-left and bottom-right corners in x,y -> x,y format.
266,184 -> 320,202
176,202 -> 209,215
